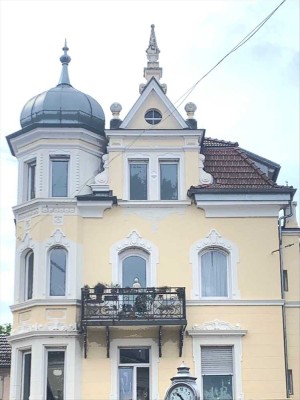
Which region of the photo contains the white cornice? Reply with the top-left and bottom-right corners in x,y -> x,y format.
194,200 -> 289,217
187,299 -> 284,306
285,301 -> 300,308
9,127 -> 105,157
118,200 -> 191,208
107,129 -> 203,137
10,299 -> 81,312
13,198 -> 77,221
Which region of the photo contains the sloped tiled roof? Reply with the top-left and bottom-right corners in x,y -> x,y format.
190,137 -> 295,193
0,335 -> 11,368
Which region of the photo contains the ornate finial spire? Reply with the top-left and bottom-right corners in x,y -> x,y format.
140,25 -> 167,94
146,24 -> 160,62
58,39 -> 72,86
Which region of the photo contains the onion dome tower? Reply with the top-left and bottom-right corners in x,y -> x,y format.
20,40 -> 105,135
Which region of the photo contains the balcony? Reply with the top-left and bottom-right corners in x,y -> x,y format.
80,286 -> 187,357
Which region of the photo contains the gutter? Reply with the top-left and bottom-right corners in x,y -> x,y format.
278,200 -> 293,398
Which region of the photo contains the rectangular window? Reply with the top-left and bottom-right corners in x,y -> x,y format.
129,161 -> 148,200
201,346 -> 233,400
287,369 -> 293,395
201,250 -> 228,297
24,160 -> 36,200
160,161 -> 178,200
21,352 -> 31,400
283,270 -> 289,292
51,157 -> 69,197
119,348 -> 150,400
47,350 -> 65,400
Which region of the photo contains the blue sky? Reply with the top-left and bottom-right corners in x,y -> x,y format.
0,0 -> 299,323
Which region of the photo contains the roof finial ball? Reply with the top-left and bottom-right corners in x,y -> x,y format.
110,102 -> 122,119
60,39 -> 71,65
184,102 -> 197,119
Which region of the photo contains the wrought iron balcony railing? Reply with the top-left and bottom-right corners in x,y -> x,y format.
81,286 -> 186,326
80,286 -> 187,358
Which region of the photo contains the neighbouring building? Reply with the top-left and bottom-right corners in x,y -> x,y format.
6,25 -> 300,400
0,335 -> 11,400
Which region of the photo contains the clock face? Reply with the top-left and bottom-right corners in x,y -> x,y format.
168,384 -> 195,400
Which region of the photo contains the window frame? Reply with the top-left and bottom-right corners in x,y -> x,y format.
24,250 -> 34,301
110,338 -> 159,400
118,347 -> 151,400
144,108 -> 162,125
21,350 -> 31,400
189,330 -> 245,400
48,246 -> 67,297
159,159 -> 179,200
45,348 -> 66,400
26,159 -> 36,200
190,230 -> 240,301
50,155 -> 69,197
128,159 -> 149,200
119,249 -> 149,288
201,346 -> 234,400
199,248 -> 230,299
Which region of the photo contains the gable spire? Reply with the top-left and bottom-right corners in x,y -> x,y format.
58,39 -> 72,86
140,24 -> 167,94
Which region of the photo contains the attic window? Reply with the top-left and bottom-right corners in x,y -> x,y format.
144,109 -> 162,125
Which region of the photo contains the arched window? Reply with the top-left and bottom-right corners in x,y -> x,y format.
24,250 -> 34,300
200,249 -> 228,297
120,251 -> 148,288
49,247 -> 67,296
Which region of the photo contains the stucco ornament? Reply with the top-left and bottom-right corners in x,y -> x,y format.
95,154 -> 109,185
192,320 -> 241,331
199,154 -> 213,185
116,230 -> 151,252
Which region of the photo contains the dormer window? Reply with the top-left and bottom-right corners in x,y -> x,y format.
144,109 -> 162,125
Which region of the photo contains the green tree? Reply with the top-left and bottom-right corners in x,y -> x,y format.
0,323 -> 11,334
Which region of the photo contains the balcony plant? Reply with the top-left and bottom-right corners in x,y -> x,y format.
94,282 -> 107,301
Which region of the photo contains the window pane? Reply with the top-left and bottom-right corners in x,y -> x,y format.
51,159 -> 68,197
137,367 -> 149,400
203,375 -> 233,400
201,251 -> 228,297
119,367 -> 133,400
130,163 -> 147,200
22,353 -> 31,400
160,163 -> 178,200
26,252 -> 34,300
47,351 -> 65,400
50,248 -> 66,296
122,256 -> 146,288
28,161 -> 36,200
120,348 -> 149,364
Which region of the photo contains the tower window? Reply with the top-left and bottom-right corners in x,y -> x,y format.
144,109 -> 162,125
51,156 -> 69,197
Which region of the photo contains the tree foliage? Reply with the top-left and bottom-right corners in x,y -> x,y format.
0,323 -> 12,335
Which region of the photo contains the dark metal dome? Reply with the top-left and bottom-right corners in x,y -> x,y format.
20,41 -> 105,135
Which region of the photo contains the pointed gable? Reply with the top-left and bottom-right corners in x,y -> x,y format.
120,77 -> 189,130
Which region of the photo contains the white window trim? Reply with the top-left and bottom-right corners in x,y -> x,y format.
123,152 -> 184,201
16,233 -> 36,304
110,338 -> 159,400
188,320 -> 247,400
190,229 -> 240,300
110,230 -> 159,287
24,250 -> 34,301
44,229 -> 77,299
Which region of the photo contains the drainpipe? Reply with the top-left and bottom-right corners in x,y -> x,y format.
278,200 -> 293,398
